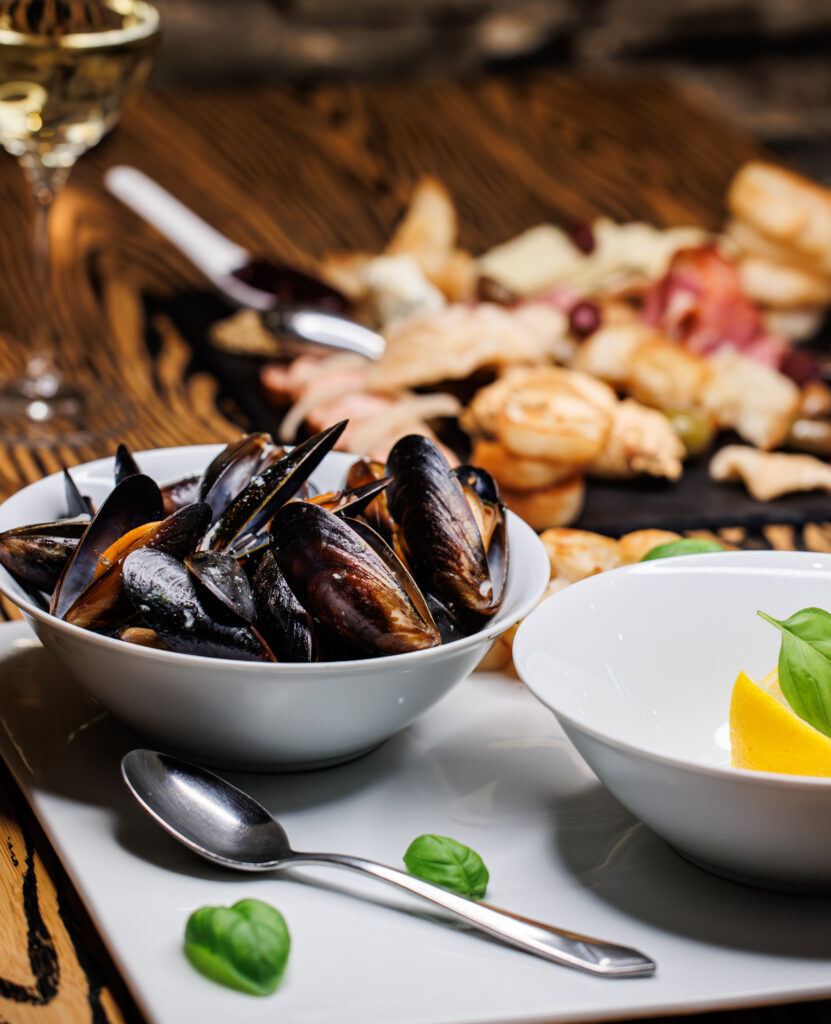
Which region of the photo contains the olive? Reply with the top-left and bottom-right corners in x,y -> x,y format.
785,418 -> 831,458
569,300 -> 601,339
665,409 -> 716,458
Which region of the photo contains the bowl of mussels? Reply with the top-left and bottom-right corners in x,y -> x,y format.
0,423 -> 549,768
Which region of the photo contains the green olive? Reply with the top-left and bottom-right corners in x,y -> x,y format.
665,409 -> 716,457
785,418 -> 831,457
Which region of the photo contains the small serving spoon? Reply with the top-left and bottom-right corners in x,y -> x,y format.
104,166 -> 385,361
121,749 -> 656,978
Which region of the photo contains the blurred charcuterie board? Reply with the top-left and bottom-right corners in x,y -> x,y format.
153,290 -> 831,537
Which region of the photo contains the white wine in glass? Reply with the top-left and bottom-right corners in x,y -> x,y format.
0,0 -> 159,443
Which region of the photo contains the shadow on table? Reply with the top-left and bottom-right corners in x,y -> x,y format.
551,786 -> 831,961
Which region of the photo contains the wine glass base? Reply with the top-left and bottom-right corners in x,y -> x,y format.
0,377 -> 135,446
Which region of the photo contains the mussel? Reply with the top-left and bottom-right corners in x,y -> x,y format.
114,444 -> 141,485
186,550 -> 256,624
248,548 -> 315,662
0,519 -> 87,594
64,502 -> 211,631
345,458 -> 394,539
64,468 -> 95,518
2,422 -> 510,663
161,474 -> 201,517
203,421 -> 346,552
200,432 -> 276,523
123,549 -> 275,662
270,501 -> 440,656
385,435 -> 506,616
50,473 -> 165,619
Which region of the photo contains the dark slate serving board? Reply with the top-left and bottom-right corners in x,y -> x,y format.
150,291 -> 831,538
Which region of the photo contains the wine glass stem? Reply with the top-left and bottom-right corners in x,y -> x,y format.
22,163 -> 70,397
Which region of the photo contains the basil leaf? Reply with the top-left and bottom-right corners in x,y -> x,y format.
758,608 -> 831,738
641,538 -> 725,561
404,834 -> 489,898
184,898 -> 290,996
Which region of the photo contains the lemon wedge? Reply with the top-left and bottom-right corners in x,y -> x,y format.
730,668 -> 831,776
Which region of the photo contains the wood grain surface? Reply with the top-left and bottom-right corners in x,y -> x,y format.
0,72 -> 828,1024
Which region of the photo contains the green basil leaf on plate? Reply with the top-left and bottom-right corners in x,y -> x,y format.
184,898 -> 290,995
404,834 -> 489,898
758,608 -> 831,738
641,538 -> 725,561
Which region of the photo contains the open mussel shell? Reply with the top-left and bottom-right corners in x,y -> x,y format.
308,476 -> 392,520
161,474 -> 201,516
452,464 -> 508,611
203,420 -> 347,553
335,477 -> 392,518
423,592 -> 467,645
249,547 -> 315,662
386,435 -> 498,615
270,501 -> 440,656
64,502 -> 211,632
123,549 -> 275,662
50,474 -> 164,620
63,468 -> 94,518
185,550 -> 256,624
0,519 -> 87,594
345,517 -> 438,631
114,444 -> 141,485
200,432 -> 276,523
345,458 -> 394,538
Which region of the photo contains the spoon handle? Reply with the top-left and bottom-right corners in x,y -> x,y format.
289,851 -> 655,977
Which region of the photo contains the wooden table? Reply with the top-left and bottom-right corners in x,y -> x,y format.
0,73 -> 830,1024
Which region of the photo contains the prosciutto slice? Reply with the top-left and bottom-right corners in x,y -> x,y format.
643,245 -> 789,368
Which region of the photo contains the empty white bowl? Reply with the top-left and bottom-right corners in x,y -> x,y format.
513,551 -> 831,891
0,445 -> 549,770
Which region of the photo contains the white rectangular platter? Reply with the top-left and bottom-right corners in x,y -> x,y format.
2,620 -> 831,1024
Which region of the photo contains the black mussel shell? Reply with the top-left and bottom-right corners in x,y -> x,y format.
204,421 -> 346,553
345,517 -> 437,632
64,502 -> 211,631
161,474 -> 201,517
0,519 -> 86,593
114,444 -> 141,485
345,458 -> 394,538
386,435 -> 496,615
123,549 -> 275,662
452,464 -> 501,504
424,592 -> 467,645
200,433 -> 276,524
63,468 -> 95,518
451,464 -> 508,611
333,477 -> 392,519
249,548 -> 315,662
51,474 -> 164,620
309,477 -> 392,519
186,550 -> 257,624
271,501 -> 440,656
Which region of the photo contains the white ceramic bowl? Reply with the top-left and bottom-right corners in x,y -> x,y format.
0,445 -> 549,770
514,550 -> 831,891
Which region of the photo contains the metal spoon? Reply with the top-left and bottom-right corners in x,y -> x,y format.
104,166 -> 385,360
121,749 -> 656,978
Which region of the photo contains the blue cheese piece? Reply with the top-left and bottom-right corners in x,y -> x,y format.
363,255 -> 446,326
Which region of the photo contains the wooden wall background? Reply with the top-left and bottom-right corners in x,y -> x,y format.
152,0 -> 831,152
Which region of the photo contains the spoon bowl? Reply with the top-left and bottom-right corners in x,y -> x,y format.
123,749 -> 291,868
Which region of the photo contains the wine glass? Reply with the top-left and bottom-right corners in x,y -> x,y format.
0,0 -> 159,444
